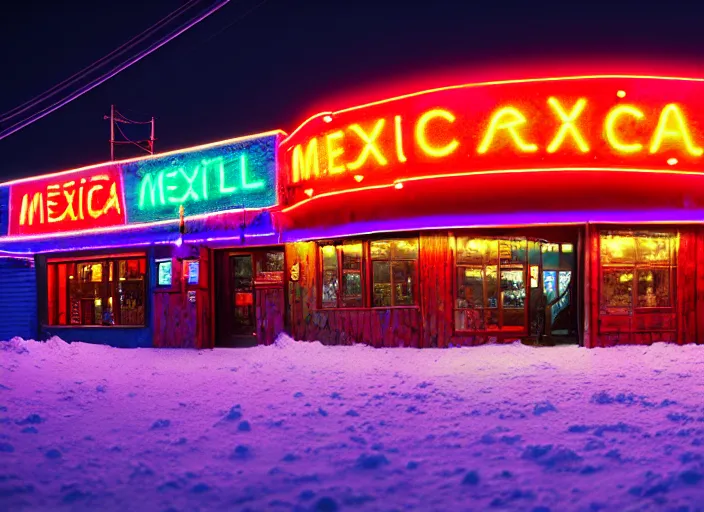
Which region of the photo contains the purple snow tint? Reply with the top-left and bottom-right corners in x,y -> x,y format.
2,335 -> 704,511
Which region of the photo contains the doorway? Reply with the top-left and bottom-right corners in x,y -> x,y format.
215,248 -> 285,347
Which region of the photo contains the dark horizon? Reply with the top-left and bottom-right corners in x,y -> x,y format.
2,0 -> 704,181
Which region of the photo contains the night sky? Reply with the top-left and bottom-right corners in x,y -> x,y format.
2,0 -> 704,181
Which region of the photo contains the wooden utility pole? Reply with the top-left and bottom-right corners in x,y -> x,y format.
110,104 -> 115,161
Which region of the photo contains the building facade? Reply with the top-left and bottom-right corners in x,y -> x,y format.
2,74 -> 704,349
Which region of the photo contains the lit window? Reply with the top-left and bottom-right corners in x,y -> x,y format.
47,255 -> 147,326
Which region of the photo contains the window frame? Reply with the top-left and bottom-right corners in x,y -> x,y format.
317,238 -> 419,310
46,252 -> 148,328
452,236 -> 529,334
599,231 -> 676,317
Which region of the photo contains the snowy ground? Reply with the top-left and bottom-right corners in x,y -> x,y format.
2,336 -> 704,512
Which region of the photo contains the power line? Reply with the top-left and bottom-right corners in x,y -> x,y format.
0,0 -> 231,143
0,0 -> 203,124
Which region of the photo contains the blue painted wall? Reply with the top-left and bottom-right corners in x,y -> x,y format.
0,257 -> 38,341
0,186 -> 8,237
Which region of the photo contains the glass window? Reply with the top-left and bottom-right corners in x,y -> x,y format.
320,245 -> 338,308
157,259 -> 173,287
600,232 -> 674,314
319,238 -> 418,309
48,255 -> 147,327
341,243 -> 363,307
371,239 -> 418,307
455,237 -> 527,332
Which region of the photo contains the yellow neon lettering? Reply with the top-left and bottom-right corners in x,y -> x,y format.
546,97 -> 589,153
394,115 -> 407,163
346,119 -> 387,170
325,131 -> 346,175
650,104 -> 703,156
415,109 -> 459,158
604,105 -> 644,153
19,192 -> 44,226
86,175 -> 120,219
291,138 -> 320,183
477,107 -> 537,153
46,184 -> 61,223
102,182 -> 122,216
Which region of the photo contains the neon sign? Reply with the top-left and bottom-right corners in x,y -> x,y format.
280,76 -> 704,204
8,166 -> 125,236
124,134 -> 277,224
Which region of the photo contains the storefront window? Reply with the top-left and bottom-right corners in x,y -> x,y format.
600,232 -> 674,314
47,255 -> 147,326
371,239 -> 418,307
318,238 -> 419,308
455,237 -> 527,332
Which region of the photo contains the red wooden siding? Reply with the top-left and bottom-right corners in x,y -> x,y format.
153,255 -> 198,348
256,287 -> 285,345
419,234 -> 453,348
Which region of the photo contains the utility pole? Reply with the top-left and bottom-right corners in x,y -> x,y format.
110,104 -> 115,161
104,105 -> 155,159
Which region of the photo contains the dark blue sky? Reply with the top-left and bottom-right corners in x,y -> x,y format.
1,0 -> 704,180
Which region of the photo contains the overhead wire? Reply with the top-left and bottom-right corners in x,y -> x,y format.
0,0 -> 232,143
0,0 -> 203,124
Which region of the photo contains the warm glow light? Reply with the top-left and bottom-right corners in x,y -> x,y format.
477,107 -> 537,153
325,131 -> 346,175
668,157 -> 678,165
394,115 -> 407,163
414,109 -> 460,158
649,104 -> 703,156
291,138 -> 320,183
604,105 -> 645,153
546,97 -> 589,153
323,115 -> 333,123
354,175 -> 364,182
346,119 -> 388,170
394,182 -> 404,190
617,90 -> 626,98
304,188 -> 314,197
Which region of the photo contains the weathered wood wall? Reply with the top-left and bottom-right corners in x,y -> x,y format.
153,246 -> 212,349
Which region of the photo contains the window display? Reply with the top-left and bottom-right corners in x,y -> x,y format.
319,238 -> 418,308
455,237 -> 527,332
600,232 -> 674,314
47,255 -> 147,326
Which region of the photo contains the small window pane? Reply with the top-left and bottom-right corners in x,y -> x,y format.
455,309 -> 484,331
485,265 -> 498,308
636,235 -> 670,263
457,267 -> 483,308
391,239 -> 418,259
342,243 -> 362,270
601,268 -> 633,310
118,259 -> 146,326
637,269 -> 670,307
392,261 -> 415,305
558,271 -> 572,295
322,269 -> 338,307
543,270 -> 557,303
342,272 -> 363,307
501,269 -> 525,309
457,238 -> 499,264
600,235 -> 636,264
370,241 -> 391,260
372,260 -> 391,284
321,245 -> 337,269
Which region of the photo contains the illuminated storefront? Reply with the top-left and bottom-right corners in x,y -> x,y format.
0,131 -> 285,348
278,75 -> 704,348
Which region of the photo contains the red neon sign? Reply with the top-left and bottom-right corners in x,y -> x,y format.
8,165 -> 126,236
279,76 -> 704,205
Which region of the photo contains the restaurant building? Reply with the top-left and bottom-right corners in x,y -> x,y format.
0,131 -> 287,348
276,75 -> 704,348
3,74 -> 704,349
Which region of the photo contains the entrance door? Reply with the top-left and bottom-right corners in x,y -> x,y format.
537,242 -> 577,343
229,254 -> 256,343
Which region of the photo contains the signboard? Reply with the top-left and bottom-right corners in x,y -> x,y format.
280,76 -> 704,206
124,134 -> 278,224
8,165 -> 125,236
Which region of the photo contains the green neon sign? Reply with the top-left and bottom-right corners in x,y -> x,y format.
124,135 -> 277,224
137,154 -> 264,210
